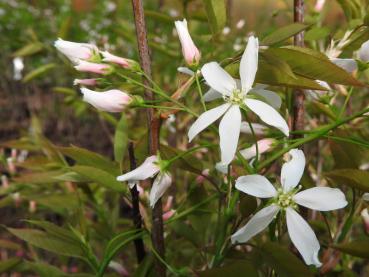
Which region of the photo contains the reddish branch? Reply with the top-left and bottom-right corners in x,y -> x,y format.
130,0 -> 166,276
292,0 -> 305,137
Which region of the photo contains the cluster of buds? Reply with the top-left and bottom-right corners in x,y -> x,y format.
54,38 -> 140,113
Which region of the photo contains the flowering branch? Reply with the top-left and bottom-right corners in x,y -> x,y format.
130,0 -> 165,275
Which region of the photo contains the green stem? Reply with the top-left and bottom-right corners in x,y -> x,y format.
195,71 -> 207,111
338,87 -> 353,118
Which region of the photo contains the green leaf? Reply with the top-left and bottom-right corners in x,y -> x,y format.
266,47 -> 363,86
114,114 -> 128,163
343,26 -> 369,52
258,242 -> 313,277
133,254 -> 154,277
59,146 -> 120,176
13,170 -> 66,184
198,260 -> 258,277
7,228 -> 84,258
304,26 -> 331,41
336,0 -> 361,20
13,42 -> 43,57
262,23 -> 310,46
22,63 -> 56,83
71,165 -> 125,192
0,258 -> 21,273
26,194 -> 79,213
325,169 -> 369,192
202,0 -> 227,35
334,238 -> 369,259
309,100 -> 337,120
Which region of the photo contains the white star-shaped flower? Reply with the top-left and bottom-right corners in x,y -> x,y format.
231,149 -> 348,267
188,36 -> 289,169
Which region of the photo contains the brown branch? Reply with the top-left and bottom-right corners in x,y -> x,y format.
292,0 -> 305,139
128,142 -> 146,262
130,0 -> 166,275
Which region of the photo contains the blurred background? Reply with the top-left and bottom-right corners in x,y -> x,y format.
0,0 -> 348,156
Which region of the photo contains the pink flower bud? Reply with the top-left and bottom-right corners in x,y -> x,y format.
175,19 -> 201,66
7,157 -> 16,174
163,196 -> 173,212
361,208 -> 369,234
54,38 -> 98,64
73,78 -> 98,86
240,138 -> 275,160
163,209 -> 176,221
74,61 -> 111,74
29,200 -> 37,213
80,88 -> 132,112
1,175 -> 9,189
196,169 -> 210,184
101,51 -> 130,68
314,0 -> 325,12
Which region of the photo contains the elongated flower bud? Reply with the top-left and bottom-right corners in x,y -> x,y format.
80,88 -> 132,112
74,60 -> 111,74
73,78 -> 98,86
314,0 -> 325,12
101,51 -> 130,67
175,19 -> 201,66
240,138 -> 275,160
54,38 -> 97,64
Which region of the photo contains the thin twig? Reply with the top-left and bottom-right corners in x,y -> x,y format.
130,0 -> 166,275
128,142 -> 146,262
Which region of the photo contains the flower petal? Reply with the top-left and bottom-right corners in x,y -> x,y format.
359,40 -> 369,62
117,156 -> 159,182
235,174 -> 277,198
240,36 -> 259,92
249,88 -> 282,109
245,99 -> 289,136
286,207 -> 322,267
294,187 -> 348,211
240,122 -> 266,135
240,138 -> 275,160
203,88 -> 222,102
363,193 -> 369,201
219,105 -> 241,165
188,103 -> 231,142
150,173 -> 172,208
281,149 -> 305,192
201,62 -> 236,96
331,58 -> 357,73
231,204 -> 280,244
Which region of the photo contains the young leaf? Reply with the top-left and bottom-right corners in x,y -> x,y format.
12,42 -> 43,57
334,238 -> 369,259
325,169 -> 369,192
22,63 -> 56,83
0,258 -> 21,273
114,114 -> 128,163
202,0 -> 227,36
262,23 -> 310,46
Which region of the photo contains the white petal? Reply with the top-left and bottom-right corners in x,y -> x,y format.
215,162 -> 228,174
201,62 -> 236,96
177,67 -> 194,76
363,193 -> 369,201
249,88 -> 282,109
280,149 -> 305,192
149,173 -> 172,208
219,105 -> 241,165
294,187 -> 348,211
240,36 -> 259,92
286,208 -> 322,267
231,204 -> 280,244
245,99 -> 289,136
331,58 -> 357,73
188,103 -> 231,142
240,122 -> 266,135
235,175 -> 277,198
358,40 -> 369,62
117,156 -> 159,182
203,88 -> 222,102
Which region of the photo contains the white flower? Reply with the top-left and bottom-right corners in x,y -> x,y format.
231,149 -> 347,267
240,122 -> 267,135
175,19 -> 201,65
80,88 -> 132,113
116,155 -> 172,208
188,36 -> 289,169
54,38 -> 98,64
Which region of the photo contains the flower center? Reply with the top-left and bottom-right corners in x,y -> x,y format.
224,89 -> 246,105
275,189 -> 297,210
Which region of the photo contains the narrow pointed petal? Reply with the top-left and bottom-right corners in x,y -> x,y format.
188,103 -> 231,142
250,88 -> 282,109
201,62 -> 236,96
240,138 -> 275,160
231,204 -> 280,244
203,88 -> 222,102
117,156 -> 159,182
294,187 -> 348,211
235,174 -> 277,198
219,105 -> 241,165
331,58 -> 357,73
286,208 -> 322,267
240,122 -> 266,135
245,99 -> 289,136
150,173 -> 172,208
281,149 -> 305,192
240,36 -> 259,92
